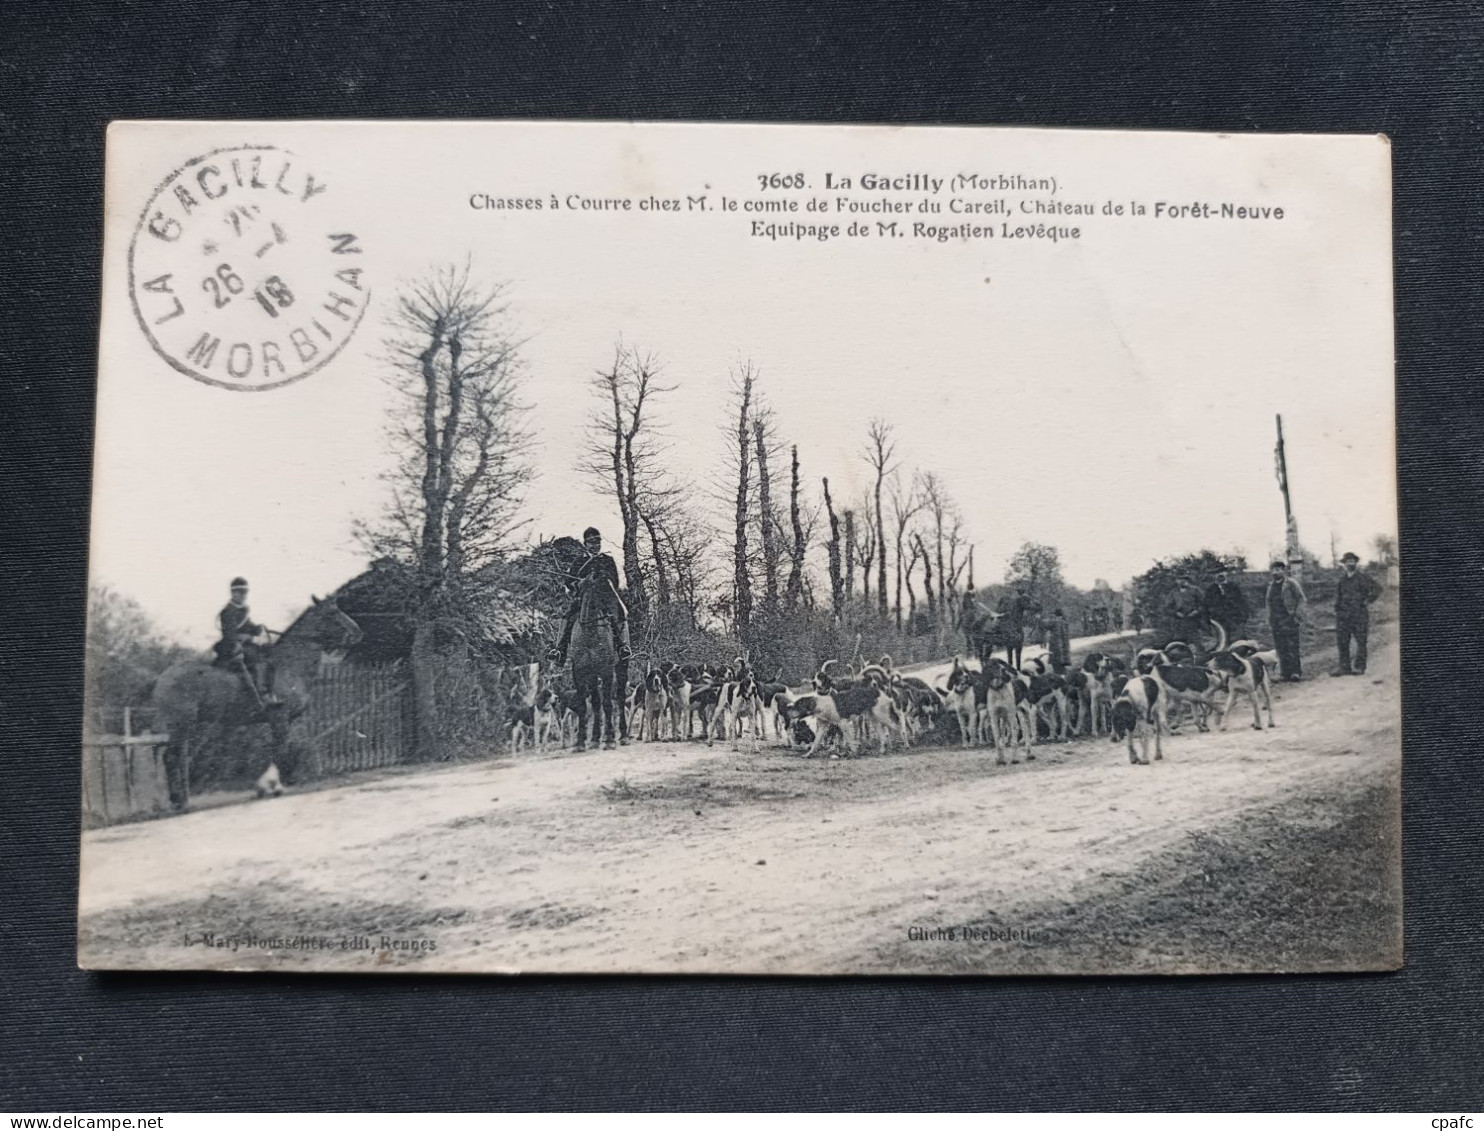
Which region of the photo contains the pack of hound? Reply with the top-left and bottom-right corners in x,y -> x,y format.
508,624 -> 1280,765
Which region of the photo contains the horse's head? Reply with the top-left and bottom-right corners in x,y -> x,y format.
305,595 -> 364,651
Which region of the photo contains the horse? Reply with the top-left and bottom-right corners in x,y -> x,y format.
150,596 -> 362,811
565,573 -> 620,751
961,599 -> 1020,671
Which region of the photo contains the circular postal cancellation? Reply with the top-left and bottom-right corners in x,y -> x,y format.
127,144 -> 371,392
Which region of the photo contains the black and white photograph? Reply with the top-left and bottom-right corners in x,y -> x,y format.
78,121 -> 1400,975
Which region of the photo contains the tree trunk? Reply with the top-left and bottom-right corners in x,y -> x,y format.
733,374 -> 754,639
917,532 -> 936,620
843,511 -> 856,600
754,419 -> 778,609
905,547 -> 918,630
894,528 -> 905,629
642,512 -> 671,606
786,445 -> 805,607
822,477 -> 843,616
875,477 -> 887,617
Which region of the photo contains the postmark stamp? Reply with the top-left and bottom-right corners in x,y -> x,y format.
127,145 -> 370,392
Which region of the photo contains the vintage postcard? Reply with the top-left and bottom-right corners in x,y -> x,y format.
79,121 -> 1399,974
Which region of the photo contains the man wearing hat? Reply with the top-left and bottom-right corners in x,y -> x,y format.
1205,567 -> 1251,640
1333,551 -> 1382,676
1264,560 -> 1307,681
214,577 -> 274,707
1170,572 -> 1207,648
550,527 -> 632,666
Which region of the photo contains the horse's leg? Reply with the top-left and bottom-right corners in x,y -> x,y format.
572,679 -> 589,752
615,658 -> 631,745
601,673 -> 616,750
164,732 -> 189,811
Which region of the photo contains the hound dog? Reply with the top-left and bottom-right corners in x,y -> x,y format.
1018,669 -> 1071,743
637,667 -> 670,742
722,670 -> 768,751
510,687 -> 560,753
664,663 -> 695,740
981,658 -> 1031,764
1206,641 -> 1278,730
944,658 -> 985,749
1147,658 -> 1227,733
1070,652 -> 1115,737
1110,675 -> 1166,765
809,665 -> 906,756
687,666 -> 724,741
753,670 -> 793,743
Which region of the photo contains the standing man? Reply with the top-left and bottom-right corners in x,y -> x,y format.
1265,560 -> 1307,681
214,577 -> 274,708
1332,551 -> 1382,675
1170,573 -> 1207,648
998,584 -> 1029,670
550,527 -> 633,666
1045,607 -> 1072,674
1205,568 -> 1252,640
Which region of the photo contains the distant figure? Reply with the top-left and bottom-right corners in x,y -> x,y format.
997,584 -> 1031,670
1332,551 -> 1382,676
1131,605 -> 1144,634
1045,608 -> 1071,673
1170,573 -> 1207,647
1264,560 -> 1307,681
1205,568 -> 1252,639
213,576 -> 274,708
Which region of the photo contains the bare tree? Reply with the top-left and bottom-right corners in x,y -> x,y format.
640,510 -> 672,607
358,264 -> 534,758
914,531 -> 936,620
730,363 -> 757,640
580,341 -> 677,625
843,509 -> 856,600
918,472 -> 954,614
656,509 -> 713,630
786,445 -> 807,607
821,477 -> 844,616
889,474 -> 927,629
863,419 -> 898,617
852,498 -> 878,606
753,413 -> 782,609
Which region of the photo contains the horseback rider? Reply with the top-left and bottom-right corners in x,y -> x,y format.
549,527 -> 633,666
213,577 -> 276,708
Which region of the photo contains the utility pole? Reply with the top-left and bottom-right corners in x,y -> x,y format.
1274,414 -> 1302,578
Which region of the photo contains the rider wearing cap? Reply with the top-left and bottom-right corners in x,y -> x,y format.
214,577 -> 275,707
550,527 -> 633,666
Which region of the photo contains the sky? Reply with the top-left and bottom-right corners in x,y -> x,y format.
92,122 -> 1396,646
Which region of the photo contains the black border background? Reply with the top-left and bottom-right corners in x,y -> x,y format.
3,0 -> 1482,1111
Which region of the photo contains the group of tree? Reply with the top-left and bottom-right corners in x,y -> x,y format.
352,263 -> 1130,722
85,585 -> 196,734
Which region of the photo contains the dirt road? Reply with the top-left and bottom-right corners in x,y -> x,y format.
78,636 -> 1400,975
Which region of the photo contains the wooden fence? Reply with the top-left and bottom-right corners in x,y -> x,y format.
293,658 -> 412,777
81,735 -> 172,827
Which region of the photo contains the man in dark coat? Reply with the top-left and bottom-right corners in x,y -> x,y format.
1170,573 -> 1207,647
1205,568 -> 1252,639
213,576 -> 273,707
551,527 -> 632,665
1045,607 -> 1072,673
1332,551 -> 1383,675
1264,560 -> 1307,681
997,584 -> 1032,669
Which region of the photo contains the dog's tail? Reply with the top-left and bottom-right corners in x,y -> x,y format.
1211,620 -> 1228,654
